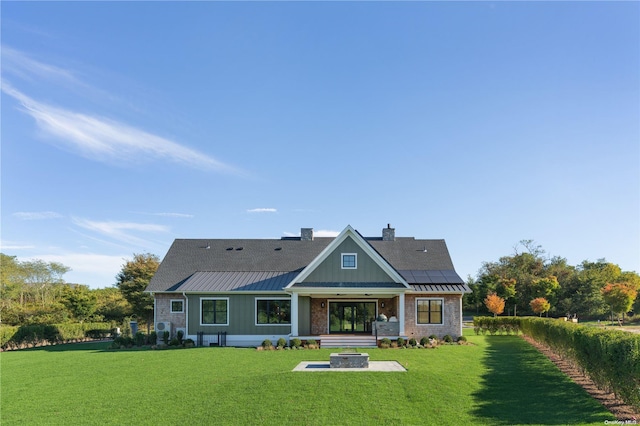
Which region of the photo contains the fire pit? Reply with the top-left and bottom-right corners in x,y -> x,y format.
330,352 -> 369,368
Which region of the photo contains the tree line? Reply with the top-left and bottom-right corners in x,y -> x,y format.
464,240 -> 640,321
0,253 -> 158,327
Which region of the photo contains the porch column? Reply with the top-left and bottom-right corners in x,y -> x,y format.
290,292 -> 299,336
398,292 -> 405,335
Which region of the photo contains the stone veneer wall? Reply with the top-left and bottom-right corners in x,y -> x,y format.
155,293 -> 186,332
403,294 -> 462,339
310,298 -> 328,335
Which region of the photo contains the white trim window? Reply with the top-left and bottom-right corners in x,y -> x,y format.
170,299 -> 184,313
341,253 -> 357,269
416,298 -> 444,325
256,298 -> 291,325
200,297 -> 229,326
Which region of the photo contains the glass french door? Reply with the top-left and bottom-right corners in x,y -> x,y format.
329,301 -> 376,334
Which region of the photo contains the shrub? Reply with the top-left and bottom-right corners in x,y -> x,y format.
408,337 -> 417,347
396,337 -> 405,347
184,338 -> 195,348
277,337 -> 287,348
169,338 -> 180,346
290,338 -> 302,348
428,334 -> 438,340
162,331 -> 170,345
176,330 -> 184,345
442,335 -> 453,343
380,338 -> 391,348
419,336 -> 430,346
457,336 -> 467,343
134,332 -> 146,347
261,339 -> 273,349
306,339 -> 318,349
147,331 -> 157,345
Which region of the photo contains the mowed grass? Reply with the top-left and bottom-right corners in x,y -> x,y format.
1,333 -> 615,425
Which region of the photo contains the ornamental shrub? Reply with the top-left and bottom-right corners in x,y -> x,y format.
261,339 -> 273,349
442,334 -> 453,343
380,338 -> 391,349
419,336 -> 430,346
134,332 -> 146,347
290,338 -> 302,348
277,337 -> 287,348
176,330 -> 184,345
396,337 -> 405,347
408,337 -> 417,347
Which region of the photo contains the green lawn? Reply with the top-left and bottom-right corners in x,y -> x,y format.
1,333 -> 615,425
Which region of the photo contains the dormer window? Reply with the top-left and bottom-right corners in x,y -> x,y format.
341,253 -> 357,269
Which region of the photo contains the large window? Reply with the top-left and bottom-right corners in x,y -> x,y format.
341,253 -> 357,269
416,298 -> 443,325
256,298 -> 291,325
200,298 -> 228,326
170,299 -> 184,313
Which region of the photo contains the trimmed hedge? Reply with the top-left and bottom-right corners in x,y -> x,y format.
473,316 -> 521,335
519,317 -> 640,411
1,322 -> 113,350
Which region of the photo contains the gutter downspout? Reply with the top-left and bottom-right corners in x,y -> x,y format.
183,292 -> 189,339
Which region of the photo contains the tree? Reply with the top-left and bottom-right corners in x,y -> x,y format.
601,283 -> 637,324
484,293 -> 505,317
115,253 -> 159,331
62,285 -> 97,322
93,287 -> 132,322
530,297 -> 551,317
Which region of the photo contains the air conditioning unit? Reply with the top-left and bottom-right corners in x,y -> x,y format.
155,321 -> 172,336
175,327 -> 186,338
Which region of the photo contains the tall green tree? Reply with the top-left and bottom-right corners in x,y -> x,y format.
93,287 -> 132,322
62,285 -> 97,323
115,253 -> 159,331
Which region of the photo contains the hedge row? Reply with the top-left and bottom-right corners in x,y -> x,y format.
0,322 -> 114,350
473,316 -> 521,335
518,317 -> 640,411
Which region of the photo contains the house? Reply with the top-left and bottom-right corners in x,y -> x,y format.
145,225 -> 470,347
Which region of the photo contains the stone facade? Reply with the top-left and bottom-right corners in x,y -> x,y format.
403,294 -> 462,339
154,293 -> 186,333
310,298 -> 329,334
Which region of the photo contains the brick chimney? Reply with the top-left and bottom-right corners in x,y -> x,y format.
382,224 -> 395,241
301,228 -> 314,241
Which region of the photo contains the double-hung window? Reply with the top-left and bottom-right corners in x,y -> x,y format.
416,298 -> 443,325
200,298 -> 229,326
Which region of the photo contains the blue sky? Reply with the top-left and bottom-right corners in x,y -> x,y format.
2,2 -> 638,289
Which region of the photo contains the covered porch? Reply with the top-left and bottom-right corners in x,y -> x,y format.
287,288 -> 410,347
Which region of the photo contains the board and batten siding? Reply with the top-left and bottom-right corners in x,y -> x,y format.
187,293 -> 292,335
298,296 -> 311,335
303,238 -> 394,283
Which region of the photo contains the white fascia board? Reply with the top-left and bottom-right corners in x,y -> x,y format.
285,225 -> 410,289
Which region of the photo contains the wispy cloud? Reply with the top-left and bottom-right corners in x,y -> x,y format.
282,229 -> 339,237
2,46 -> 79,85
314,229 -> 340,237
1,47 -> 245,174
2,84 -> 241,173
149,212 -> 194,218
0,240 -> 36,250
72,217 -> 169,246
247,208 -> 278,213
13,211 -> 63,220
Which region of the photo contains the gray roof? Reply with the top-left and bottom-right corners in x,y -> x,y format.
146,235 -> 466,293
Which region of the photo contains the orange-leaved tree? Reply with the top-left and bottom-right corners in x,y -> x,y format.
601,283 -> 637,324
530,297 -> 551,317
484,293 -> 505,317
